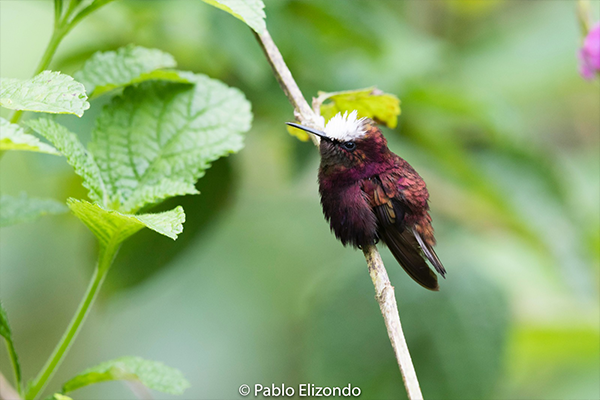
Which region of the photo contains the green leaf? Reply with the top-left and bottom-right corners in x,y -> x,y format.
90,73 -> 251,213
318,87 -> 401,128
0,71 -> 89,117
202,0 -> 266,34
74,45 -> 187,98
62,356 -> 190,395
0,117 -> 59,155
68,199 -> 185,244
107,158 -> 234,293
27,118 -> 107,204
0,193 -> 67,227
0,302 -> 22,393
27,74 -> 250,215
52,394 -> 73,400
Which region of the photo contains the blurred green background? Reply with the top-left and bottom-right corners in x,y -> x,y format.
1,0 -> 599,399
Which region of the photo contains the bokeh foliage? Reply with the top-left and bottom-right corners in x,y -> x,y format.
1,1 -> 598,399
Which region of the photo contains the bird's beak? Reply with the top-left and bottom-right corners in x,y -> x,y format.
286,122 -> 330,140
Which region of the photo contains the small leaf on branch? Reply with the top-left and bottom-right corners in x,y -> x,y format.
318,87 -> 401,128
0,71 -> 89,117
0,117 -> 59,155
27,118 -> 107,204
74,45 -> 187,98
68,199 -> 185,244
0,302 -> 22,390
202,0 -> 266,34
0,193 -> 67,227
62,356 -> 190,395
52,394 -> 73,400
90,73 -> 251,213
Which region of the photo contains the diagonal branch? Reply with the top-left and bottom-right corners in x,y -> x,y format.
253,30 -> 321,146
363,245 -> 423,400
254,29 -> 424,400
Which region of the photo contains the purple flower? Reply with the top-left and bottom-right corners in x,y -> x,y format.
579,22 -> 600,80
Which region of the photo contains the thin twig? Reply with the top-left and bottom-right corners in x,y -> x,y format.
363,245 -> 423,400
26,241 -> 121,400
253,30 -> 320,146
254,29 -> 424,400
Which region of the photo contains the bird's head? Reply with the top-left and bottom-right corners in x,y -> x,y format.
287,111 -> 389,170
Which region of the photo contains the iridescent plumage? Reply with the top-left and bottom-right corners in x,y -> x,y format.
287,113 -> 446,291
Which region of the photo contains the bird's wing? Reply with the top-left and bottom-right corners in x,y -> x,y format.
382,167 -> 447,277
362,177 -> 439,291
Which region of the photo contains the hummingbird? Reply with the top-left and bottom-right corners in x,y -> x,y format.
287,111 -> 446,291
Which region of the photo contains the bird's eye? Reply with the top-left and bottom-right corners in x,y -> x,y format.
342,141 -> 356,151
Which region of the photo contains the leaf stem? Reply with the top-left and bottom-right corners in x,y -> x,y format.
54,0 -> 63,27
32,29 -> 69,80
25,240 -> 121,400
254,29 -> 424,400
4,338 -> 23,397
62,0 -> 81,23
68,0 -> 115,30
9,0 -> 113,125
9,27 -> 67,125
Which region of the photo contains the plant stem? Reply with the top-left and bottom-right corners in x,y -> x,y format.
25,240 -> 121,400
4,339 -> 23,397
69,0 -> 115,30
9,26 -> 67,124
54,0 -> 63,26
363,245 -> 423,399
253,30 -> 321,146
31,29 -> 68,79
9,0 -> 114,125
254,29 -> 424,400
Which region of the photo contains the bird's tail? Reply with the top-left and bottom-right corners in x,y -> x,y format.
380,227 -> 440,291
413,227 -> 447,277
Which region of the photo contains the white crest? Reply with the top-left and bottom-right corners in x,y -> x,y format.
323,110 -> 367,141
